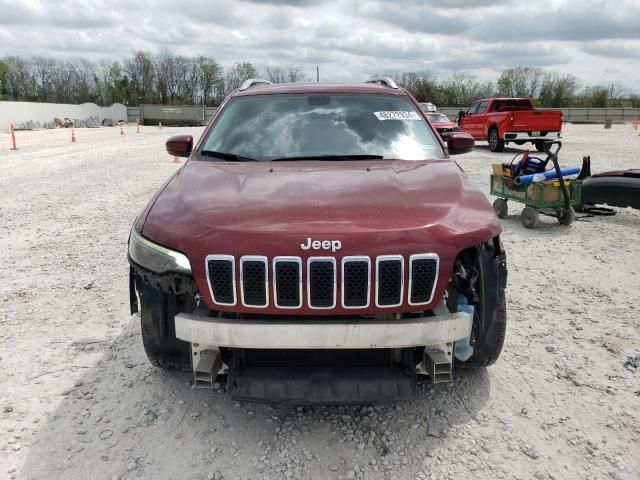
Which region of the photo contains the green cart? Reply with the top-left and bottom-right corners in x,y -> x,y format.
489,142 -> 582,229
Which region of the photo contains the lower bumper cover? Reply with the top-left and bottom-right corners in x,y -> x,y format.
174,309 -> 472,349
230,366 -> 416,404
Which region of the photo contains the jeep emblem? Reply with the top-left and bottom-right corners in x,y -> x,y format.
300,237 -> 342,252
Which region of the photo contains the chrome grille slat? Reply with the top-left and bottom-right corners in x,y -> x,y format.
240,256 -> 268,307
375,255 -> 404,307
341,256 -> 371,308
307,257 -> 337,309
408,254 -> 439,305
206,255 -> 236,306
273,256 -> 302,309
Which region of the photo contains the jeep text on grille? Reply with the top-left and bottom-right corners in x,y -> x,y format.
128,77 -> 507,403
300,237 -> 342,252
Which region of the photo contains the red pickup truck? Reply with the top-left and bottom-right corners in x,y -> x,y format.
457,98 -> 563,152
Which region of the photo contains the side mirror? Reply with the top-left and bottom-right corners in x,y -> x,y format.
447,132 -> 474,155
458,110 -> 465,118
166,135 -> 193,157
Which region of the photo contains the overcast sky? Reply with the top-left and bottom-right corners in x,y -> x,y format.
1,0 -> 639,93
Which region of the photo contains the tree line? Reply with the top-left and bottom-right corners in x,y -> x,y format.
0,52 -> 637,108
385,67 -> 639,108
0,51 -> 307,107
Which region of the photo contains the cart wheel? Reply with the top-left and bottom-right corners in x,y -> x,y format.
557,206 -> 575,226
493,198 -> 508,219
521,206 -> 540,229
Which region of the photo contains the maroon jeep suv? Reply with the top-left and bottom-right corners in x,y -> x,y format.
128,77 -> 507,403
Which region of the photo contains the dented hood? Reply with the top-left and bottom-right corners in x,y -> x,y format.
141,159 -> 501,312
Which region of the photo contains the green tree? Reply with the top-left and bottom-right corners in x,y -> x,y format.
496,66 -> 543,98
124,51 -> 156,104
224,62 -> 258,94
538,73 -> 579,107
196,56 -> 224,105
0,60 -> 9,99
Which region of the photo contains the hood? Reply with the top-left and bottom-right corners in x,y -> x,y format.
142,159 -> 501,313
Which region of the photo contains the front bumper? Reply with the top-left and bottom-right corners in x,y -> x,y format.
174,304 -> 472,349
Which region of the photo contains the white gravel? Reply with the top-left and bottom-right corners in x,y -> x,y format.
1,123 -> 639,480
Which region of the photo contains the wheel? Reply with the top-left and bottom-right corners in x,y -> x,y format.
455,241 -> 508,369
133,270 -> 195,370
534,141 -> 547,152
493,198 -> 508,218
557,206 -> 575,226
488,128 -> 505,152
521,206 -> 540,228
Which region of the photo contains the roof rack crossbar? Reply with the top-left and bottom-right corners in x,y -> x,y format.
366,76 -> 399,89
239,78 -> 273,91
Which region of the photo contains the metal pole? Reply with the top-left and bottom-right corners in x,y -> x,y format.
316,66 -> 319,82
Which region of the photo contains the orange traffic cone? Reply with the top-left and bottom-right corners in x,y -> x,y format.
71,129 -> 76,143
120,125 -> 124,136
10,123 -> 18,150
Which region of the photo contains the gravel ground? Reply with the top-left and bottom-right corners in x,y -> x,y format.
1,123 -> 639,480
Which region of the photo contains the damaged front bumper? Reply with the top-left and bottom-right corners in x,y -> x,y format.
175,304 -> 471,350
174,304 -> 472,401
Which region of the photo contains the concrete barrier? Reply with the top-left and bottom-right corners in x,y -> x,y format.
439,107 -> 640,123
0,101 -> 127,133
120,105 -> 640,127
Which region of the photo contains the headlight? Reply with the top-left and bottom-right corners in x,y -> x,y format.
128,228 -> 192,274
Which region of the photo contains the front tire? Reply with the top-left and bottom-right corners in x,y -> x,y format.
493,198 -> 508,219
456,241 -> 508,368
134,272 -> 195,370
488,128 -> 505,152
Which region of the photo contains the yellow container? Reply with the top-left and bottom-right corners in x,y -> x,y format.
492,163 -> 511,177
527,180 -> 572,202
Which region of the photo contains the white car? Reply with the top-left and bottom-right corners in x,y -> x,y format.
420,102 -> 437,113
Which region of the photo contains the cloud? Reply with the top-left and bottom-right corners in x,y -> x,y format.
0,0 -> 637,91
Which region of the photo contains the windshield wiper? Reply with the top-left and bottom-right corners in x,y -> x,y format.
271,154 -> 384,162
200,150 -> 259,162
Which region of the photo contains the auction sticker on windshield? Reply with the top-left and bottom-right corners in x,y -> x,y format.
374,111 -> 421,121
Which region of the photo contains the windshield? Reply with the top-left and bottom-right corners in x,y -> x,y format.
428,114 -> 450,123
200,94 -> 444,161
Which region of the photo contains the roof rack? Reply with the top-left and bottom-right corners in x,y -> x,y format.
239,78 -> 273,91
366,76 -> 399,89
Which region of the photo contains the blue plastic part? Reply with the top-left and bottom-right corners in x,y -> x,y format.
454,294 -> 474,361
512,155 -> 548,177
516,167 -> 581,185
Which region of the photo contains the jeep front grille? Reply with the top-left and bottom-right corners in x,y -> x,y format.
273,257 -> 302,308
240,256 -> 268,307
341,256 -> 370,308
206,254 -> 438,310
375,256 -> 404,307
307,258 -> 336,308
206,255 -> 236,305
408,254 -> 439,305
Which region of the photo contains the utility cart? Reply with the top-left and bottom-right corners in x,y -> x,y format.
490,142 -> 582,229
